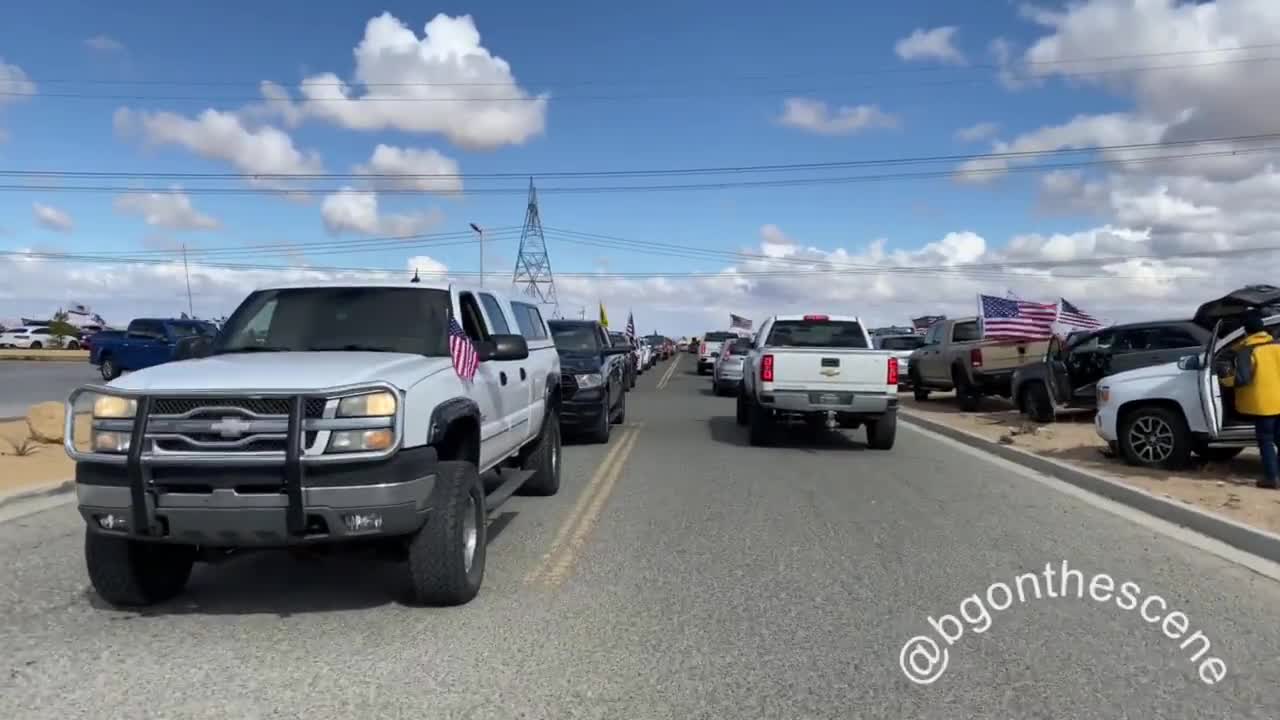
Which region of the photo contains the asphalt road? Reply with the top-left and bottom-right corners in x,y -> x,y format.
2,354 -> 1279,718
0,361 -> 99,418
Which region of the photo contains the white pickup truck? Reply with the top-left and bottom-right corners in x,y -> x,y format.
737,314 -> 900,448
64,280 -> 562,608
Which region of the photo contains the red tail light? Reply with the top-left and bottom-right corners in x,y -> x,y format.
803,314 -> 829,322
887,357 -> 899,385
761,354 -> 775,382
970,348 -> 983,367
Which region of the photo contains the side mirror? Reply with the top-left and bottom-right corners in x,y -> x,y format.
175,335 -> 214,360
1177,354 -> 1203,371
477,333 -> 529,362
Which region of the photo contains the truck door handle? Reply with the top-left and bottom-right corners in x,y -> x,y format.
520,368 -> 527,381
499,371 -> 508,385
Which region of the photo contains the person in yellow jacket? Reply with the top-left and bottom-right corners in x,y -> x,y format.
1219,309 -> 1280,489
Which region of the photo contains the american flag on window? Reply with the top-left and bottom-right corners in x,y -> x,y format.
1056,298 -> 1102,333
448,313 -> 479,382
979,294 -> 1057,341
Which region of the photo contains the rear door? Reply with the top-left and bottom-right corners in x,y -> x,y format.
121,320 -> 167,369
915,322 -> 948,383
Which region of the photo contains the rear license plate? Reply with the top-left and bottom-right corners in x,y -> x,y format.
810,392 -> 851,405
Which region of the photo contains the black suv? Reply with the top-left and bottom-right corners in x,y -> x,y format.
548,320 -> 631,442
1011,320 -> 1210,422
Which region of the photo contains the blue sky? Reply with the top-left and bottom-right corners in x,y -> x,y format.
1,0 -> 1263,334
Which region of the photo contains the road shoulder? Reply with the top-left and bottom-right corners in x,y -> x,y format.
900,408 -> 1280,565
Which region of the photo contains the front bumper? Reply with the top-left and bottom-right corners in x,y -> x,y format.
1094,401 -> 1119,442
761,390 -> 898,415
560,389 -> 607,428
76,445 -> 438,547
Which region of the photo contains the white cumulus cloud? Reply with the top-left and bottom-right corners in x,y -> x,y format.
259,12 -> 547,151
85,35 -> 125,52
895,27 -> 966,65
113,188 -> 220,230
777,98 -> 898,136
955,121 -> 999,142
320,188 -> 444,237
354,144 -> 463,194
32,203 -> 73,233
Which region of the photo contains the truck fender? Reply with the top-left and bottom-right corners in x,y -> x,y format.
428,397 -> 481,450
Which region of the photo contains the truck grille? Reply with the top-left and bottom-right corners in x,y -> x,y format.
560,374 -> 578,400
145,396 -> 328,454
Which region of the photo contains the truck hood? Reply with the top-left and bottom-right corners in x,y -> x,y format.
107,352 -> 449,392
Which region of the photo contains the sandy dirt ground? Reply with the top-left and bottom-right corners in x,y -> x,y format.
0,349 -> 88,361
0,413 -> 90,498
901,392 -> 1280,536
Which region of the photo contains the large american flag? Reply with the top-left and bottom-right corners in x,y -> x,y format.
448,313 -> 479,382
1056,298 -> 1102,333
979,294 -> 1057,341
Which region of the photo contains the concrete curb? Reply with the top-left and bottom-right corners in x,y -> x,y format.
900,410 -> 1280,566
0,355 -> 88,362
0,479 -> 74,511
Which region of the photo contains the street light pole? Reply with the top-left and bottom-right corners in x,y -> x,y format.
469,223 -> 484,288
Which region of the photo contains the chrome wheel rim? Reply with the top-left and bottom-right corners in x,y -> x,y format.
1128,416 -> 1174,464
462,493 -> 478,573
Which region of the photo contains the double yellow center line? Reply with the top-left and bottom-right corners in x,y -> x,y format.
655,354 -> 681,390
525,423 -> 643,588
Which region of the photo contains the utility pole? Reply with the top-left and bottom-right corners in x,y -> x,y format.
181,243 -> 194,317
511,179 -> 559,314
470,223 -> 484,288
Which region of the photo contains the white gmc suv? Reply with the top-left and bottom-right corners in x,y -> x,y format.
65,281 -> 562,608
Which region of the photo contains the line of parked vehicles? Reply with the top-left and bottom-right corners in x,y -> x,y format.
882,285 -> 1280,472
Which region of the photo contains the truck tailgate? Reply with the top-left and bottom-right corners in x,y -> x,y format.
769,348 -> 892,392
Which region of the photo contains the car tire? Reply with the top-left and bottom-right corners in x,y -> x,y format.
407,460 -> 486,606
66,340 -> 80,350
1118,405 -> 1191,470
952,368 -> 981,412
910,369 -> 929,401
588,392 -> 612,444
612,388 -> 626,425
29,341 -> 42,350
518,409 -> 561,496
1195,446 -> 1244,463
736,390 -> 749,426
748,398 -> 774,446
1021,382 -> 1054,423
84,531 -> 196,607
866,413 -> 897,450
100,358 -> 120,381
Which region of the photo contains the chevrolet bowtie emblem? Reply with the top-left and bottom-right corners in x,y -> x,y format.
210,417 -> 253,438
820,368 -> 840,377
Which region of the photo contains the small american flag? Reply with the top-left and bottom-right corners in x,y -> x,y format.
979,294 -> 1057,341
626,312 -> 636,341
448,313 -> 479,382
1056,298 -> 1102,333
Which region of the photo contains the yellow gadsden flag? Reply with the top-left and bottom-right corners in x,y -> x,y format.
599,302 -> 609,328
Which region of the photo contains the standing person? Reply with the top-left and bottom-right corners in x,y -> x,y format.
1219,309 -> 1280,489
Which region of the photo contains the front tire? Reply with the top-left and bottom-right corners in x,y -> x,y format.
100,357 -> 120,381
518,409 -> 561,496
1021,382 -> 1054,423
866,413 -> 897,450
66,340 -> 80,350
1118,405 -> 1191,470
612,388 -> 626,425
407,460 -> 486,606
29,341 -> 42,350
588,391 -> 612,444
85,532 -> 195,607
910,369 -> 929,401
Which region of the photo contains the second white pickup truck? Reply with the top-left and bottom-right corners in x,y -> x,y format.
737,314 -> 900,448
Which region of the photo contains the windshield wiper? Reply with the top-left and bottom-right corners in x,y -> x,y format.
217,346 -> 291,354
306,344 -> 399,353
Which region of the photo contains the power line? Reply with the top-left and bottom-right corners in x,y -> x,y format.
5,131 -> 1276,183
1,145 -> 1275,197
79,226 -> 522,260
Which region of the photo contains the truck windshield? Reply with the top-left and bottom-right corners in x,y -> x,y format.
767,320 -> 869,348
215,287 -> 452,356
549,323 -> 600,353
728,341 -> 751,356
880,336 -> 925,351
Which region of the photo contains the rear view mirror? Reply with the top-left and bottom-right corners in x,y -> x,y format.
477,333 -> 529,362
174,335 -> 213,360
1177,354 -> 1203,371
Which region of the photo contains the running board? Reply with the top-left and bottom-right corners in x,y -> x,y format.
485,468 -> 534,511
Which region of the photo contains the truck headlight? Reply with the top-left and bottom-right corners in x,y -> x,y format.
93,395 -> 136,418
1097,387 -> 1110,404
337,391 -> 397,417
328,429 -> 395,453
575,373 -> 604,389
93,431 -> 131,453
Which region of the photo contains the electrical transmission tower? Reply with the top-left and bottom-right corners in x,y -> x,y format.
511,178 -> 559,314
